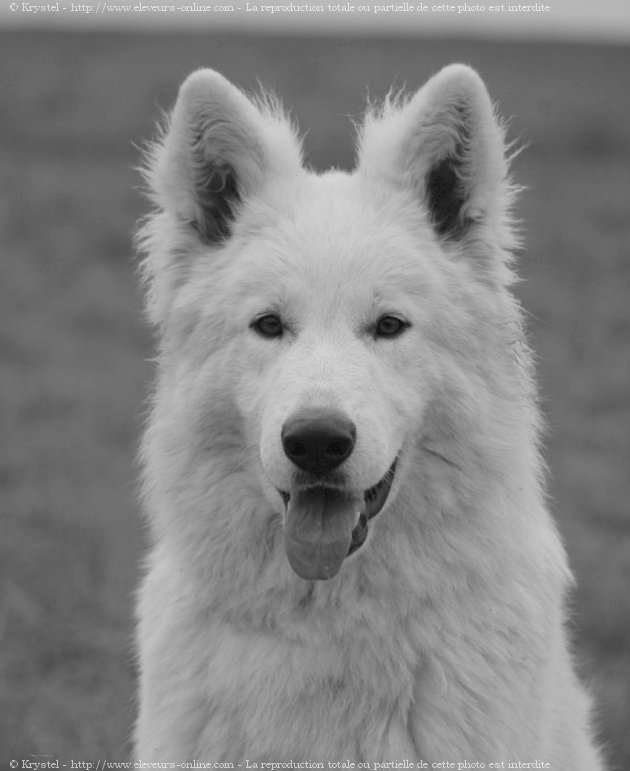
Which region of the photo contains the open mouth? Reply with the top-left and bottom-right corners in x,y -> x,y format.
280,458 -> 397,581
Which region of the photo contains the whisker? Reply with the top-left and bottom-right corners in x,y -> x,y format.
421,444 -> 462,471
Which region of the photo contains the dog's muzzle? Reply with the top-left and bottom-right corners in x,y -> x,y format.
277,408 -> 398,581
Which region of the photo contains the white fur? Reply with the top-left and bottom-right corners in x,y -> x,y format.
134,65 -> 605,768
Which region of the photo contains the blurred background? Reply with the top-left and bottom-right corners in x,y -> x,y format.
0,3 -> 629,767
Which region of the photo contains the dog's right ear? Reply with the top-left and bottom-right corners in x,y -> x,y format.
145,69 -> 302,244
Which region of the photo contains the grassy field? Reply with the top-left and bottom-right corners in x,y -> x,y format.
0,30 -> 628,768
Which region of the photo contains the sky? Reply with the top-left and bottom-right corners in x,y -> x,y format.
1,0 -> 629,41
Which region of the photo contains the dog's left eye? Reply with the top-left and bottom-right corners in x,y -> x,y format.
375,315 -> 409,338
251,313 -> 283,338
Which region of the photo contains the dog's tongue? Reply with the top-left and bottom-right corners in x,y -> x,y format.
284,488 -> 360,581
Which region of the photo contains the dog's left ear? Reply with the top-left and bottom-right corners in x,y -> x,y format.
358,65 -> 516,273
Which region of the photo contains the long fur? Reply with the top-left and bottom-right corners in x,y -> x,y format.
134,65 -> 605,768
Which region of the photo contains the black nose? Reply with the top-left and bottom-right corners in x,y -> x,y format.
281,409 -> 356,475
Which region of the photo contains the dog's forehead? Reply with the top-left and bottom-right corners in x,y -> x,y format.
287,170 -> 398,230
222,171 -> 442,326
246,171 -> 436,282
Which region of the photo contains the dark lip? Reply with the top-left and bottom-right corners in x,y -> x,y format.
279,457 -> 398,556
348,457 -> 397,555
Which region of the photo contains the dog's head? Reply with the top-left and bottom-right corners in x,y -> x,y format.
139,66 -> 521,582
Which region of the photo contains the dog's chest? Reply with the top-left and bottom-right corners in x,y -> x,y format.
200,609 -> 419,761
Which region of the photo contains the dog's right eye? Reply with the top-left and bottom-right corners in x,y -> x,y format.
251,314 -> 283,339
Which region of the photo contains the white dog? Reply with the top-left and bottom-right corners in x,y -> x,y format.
134,64 -> 605,769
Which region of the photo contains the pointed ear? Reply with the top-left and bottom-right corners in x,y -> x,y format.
145,69 -> 302,243
358,64 -> 516,262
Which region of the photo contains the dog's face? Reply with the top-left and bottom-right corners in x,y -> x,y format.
139,65 -> 516,581
224,174 -> 446,579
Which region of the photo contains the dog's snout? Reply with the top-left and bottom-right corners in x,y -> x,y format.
281,409 -> 356,474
